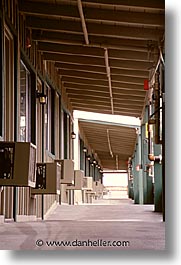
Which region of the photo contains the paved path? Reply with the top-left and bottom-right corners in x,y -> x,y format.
0,199 -> 165,250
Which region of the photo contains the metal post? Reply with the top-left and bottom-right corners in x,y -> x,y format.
84,152 -> 86,176
154,144 -> 162,212
138,129 -> 143,204
161,62 -> 165,222
133,152 -> 139,204
41,92 -> 45,220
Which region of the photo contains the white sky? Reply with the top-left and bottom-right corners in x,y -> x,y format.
74,110 -> 141,127
103,173 -> 128,187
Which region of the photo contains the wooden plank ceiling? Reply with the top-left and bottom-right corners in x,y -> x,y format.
20,0 -> 165,117
19,0 -> 164,170
79,121 -> 137,170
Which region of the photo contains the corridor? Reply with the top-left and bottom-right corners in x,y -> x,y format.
0,0 -> 165,252
0,199 -> 165,250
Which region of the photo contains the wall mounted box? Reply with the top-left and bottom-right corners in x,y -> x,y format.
95,181 -> 104,194
67,170 -> 84,190
31,162 -> 61,194
55,159 -> 74,184
0,142 -> 36,187
82,176 -> 93,191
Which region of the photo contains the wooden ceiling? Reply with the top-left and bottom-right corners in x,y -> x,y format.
79,120 -> 137,170
19,0 -> 164,169
19,0 -> 165,117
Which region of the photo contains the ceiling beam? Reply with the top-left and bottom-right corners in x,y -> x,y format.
72,102 -> 142,111
83,8 -> 164,28
38,42 -> 104,57
81,131 -> 136,138
63,80 -> 145,91
20,2 -> 164,26
67,91 -> 144,102
55,62 -> 148,77
19,1 -> 79,17
91,143 -> 135,149
44,52 -> 105,66
59,69 -> 107,80
87,24 -> 163,41
84,139 -> 135,146
79,121 -> 137,131
65,88 -> 145,97
77,0 -> 89,45
38,42 -> 151,62
84,137 -> 135,143
111,68 -> 148,77
59,69 -> 146,84
32,30 -> 156,51
81,0 -> 165,11
80,126 -> 136,134
74,106 -> 141,116
27,17 -> 163,41
111,75 -> 145,85
55,62 -> 106,73
68,93 -> 145,101
44,52 -> 153,70
86,134 -> 136,141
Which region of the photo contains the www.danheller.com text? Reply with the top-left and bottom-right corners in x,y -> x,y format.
35,239 -> 130,248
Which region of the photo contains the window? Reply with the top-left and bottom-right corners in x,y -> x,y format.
58,96 -> 62,158
4,26 -> 14,140
19,61 -> 31,142
63,111 -> 68,159
45,85 -> 55,154
36,78 -> 43,161
0,18 -> 3,137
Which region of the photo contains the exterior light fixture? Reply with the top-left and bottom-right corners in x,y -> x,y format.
26,37 -> 31,48
71,132 -> 76,140
87,155 -> 91,161
83,147 -> 87,153
96,164 -> 98,168
136,165 -> 140,171
36,91 -> 47,105
93,159 -> 97,164
91,162 -> 94,167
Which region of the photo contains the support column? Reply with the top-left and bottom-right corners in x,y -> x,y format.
133,152 -> 139,204
141,106 -> 154,204
128,174 -> 131,198
154,144 -> 162,212
138,130 -> 144,204
133,128 -> 144,204
73,118 -> 79,170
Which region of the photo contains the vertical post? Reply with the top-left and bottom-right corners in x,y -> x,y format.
133,153 -> 139,204
93,164 -> 95,181
143,107 -> 154,204
84,152 -> 86,176
138,128 -> 144,204
41,86 -> 45,220
154,144 -> 162,212
161,62 -> 165,221
73,118 -> 79,170
88,160 -> 90,176
13,25 -> 19,223
128,171 -> 131,198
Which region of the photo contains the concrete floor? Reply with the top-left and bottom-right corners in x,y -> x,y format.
0,199 -> 165,250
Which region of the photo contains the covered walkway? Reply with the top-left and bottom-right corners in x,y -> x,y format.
0,0 -> 165,251
0,199 -> 165,250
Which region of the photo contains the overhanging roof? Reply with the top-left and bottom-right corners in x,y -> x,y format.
19,0 -> 164,170
20,0 -> 165,117
79,120 -> 137,170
